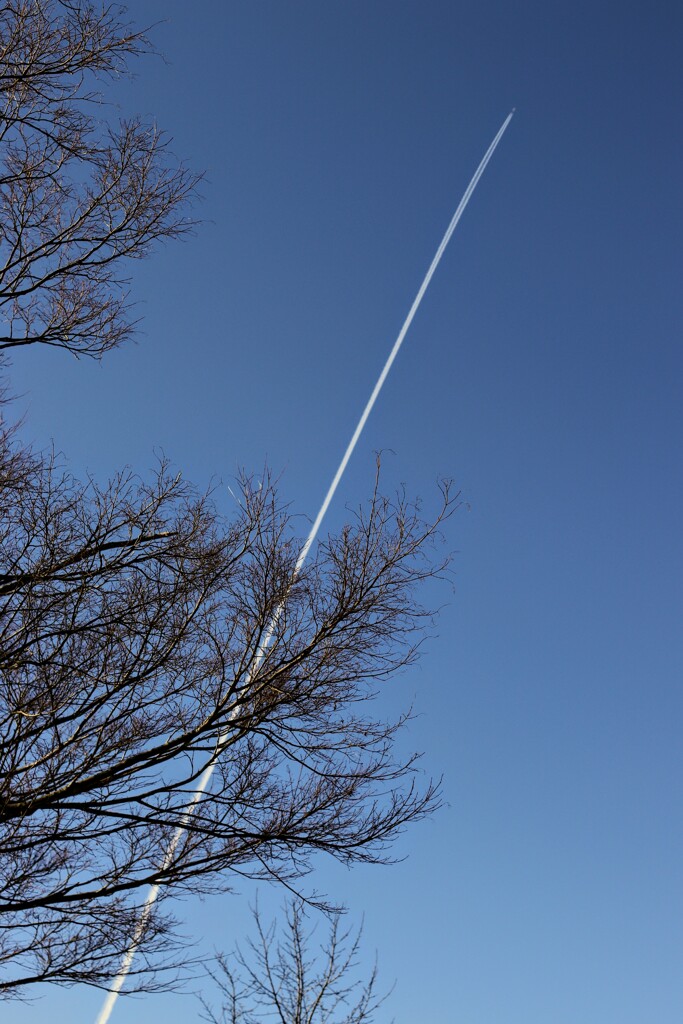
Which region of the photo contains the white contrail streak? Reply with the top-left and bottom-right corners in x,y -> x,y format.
95,108 -> 514,1024
295,108 -> 515,570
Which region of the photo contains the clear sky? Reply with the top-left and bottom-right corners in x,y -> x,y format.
6,1 -> 683,1022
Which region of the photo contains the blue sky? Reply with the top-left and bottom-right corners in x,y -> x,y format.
6,1 -> 683,1022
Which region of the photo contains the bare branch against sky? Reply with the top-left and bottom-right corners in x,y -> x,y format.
0,2 -> 456,999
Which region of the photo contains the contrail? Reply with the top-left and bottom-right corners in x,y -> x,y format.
95,108 -> 514,1024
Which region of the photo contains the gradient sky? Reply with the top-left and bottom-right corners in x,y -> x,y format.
6,2 -> 683,1022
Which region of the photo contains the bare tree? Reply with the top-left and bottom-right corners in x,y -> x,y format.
200,899 -> 390,1024
0,0 -> 199,358
0,0 -> 454,1000
0,430 -> 452,995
